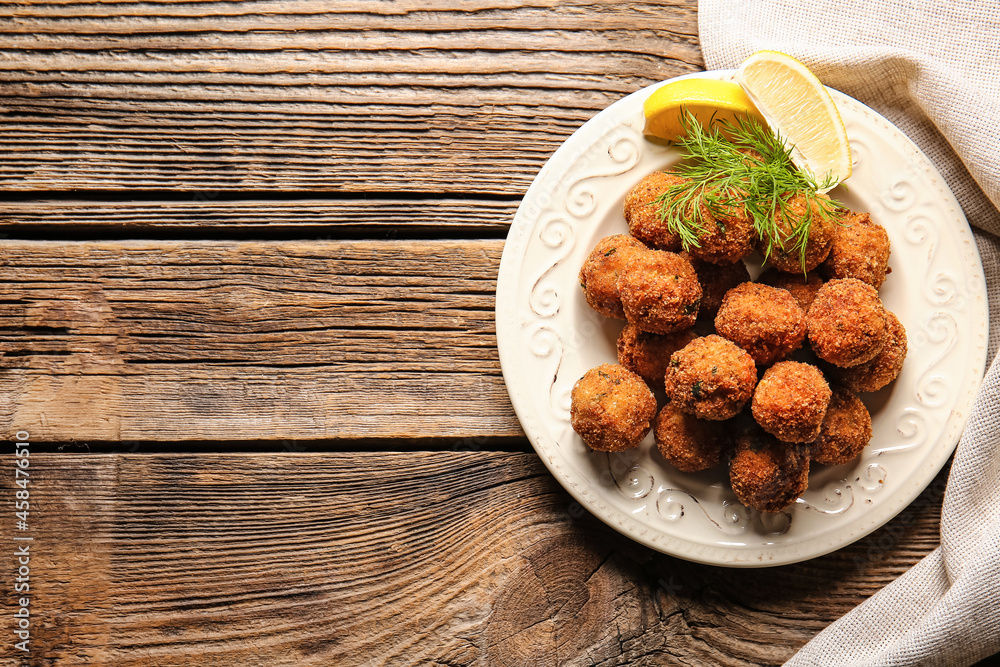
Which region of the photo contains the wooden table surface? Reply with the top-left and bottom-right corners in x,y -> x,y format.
0,2 -> 987,665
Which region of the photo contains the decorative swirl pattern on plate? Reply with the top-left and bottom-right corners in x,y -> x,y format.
870,408 -> 926,455
529,324 -> 561,360
656,492 -> 686,521
898,201 -> 961,411
565,130 -> 642,219
858,464 -> 888,493
719,499 -> 751,535
880,171 -> 918,212
923,311 -> 958,350
528,325 -> 567,419
796,482 -> 854,515
756,510 -> 792,536
925,272 -> 961,307
609,456 -> 654,500
916,372 -> 949,409
903,213 -> 946,310
653,489 -> 750,534
847,132 -> 870,171
903,213 -> 939,249
903,214 -> 942,297
528,215 -> 574,318
915,312 -> 958,408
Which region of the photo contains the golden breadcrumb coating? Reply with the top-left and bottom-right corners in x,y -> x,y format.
624,171 -> 685,251
757,267 -> 825,312
616,323 -> 698,388
654,405 -> 729,472
686,191 -> 757,266
625,172 -> 755,263
570,364 -> 657,452
758,192 -> 839,273
807,278 -> 888,367
811,385 -> 872,465
730,430 -> 811,512
664,334 -> 757,421
751,361 -> 831,443
579,234 -> 649,319
831,310 -> 907,392
715,282 -> 807,366
687,255 -> 752,318
575,169 -> 903,508
617,250 -> 702,334
821,212 -> 891,288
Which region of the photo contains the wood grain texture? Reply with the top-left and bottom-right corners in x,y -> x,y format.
0,198 -> 518,234
0,0 -> 702,193
0,451 -> 948,667
0,239 -> 520,441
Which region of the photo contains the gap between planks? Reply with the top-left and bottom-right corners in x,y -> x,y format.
0,197 -> 519,239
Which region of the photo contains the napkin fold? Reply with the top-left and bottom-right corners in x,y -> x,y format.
698,1 -> 1000,665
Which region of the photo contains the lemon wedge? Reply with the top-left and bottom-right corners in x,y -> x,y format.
735,50 -> 852,191
642,78 -> 767,141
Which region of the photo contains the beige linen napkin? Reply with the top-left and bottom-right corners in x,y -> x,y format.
698,1 -> 1000,665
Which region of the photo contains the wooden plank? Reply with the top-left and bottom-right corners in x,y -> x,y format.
0,102 -> 578,194
0,198 -> 517,234
0,0 -> 699,25
0,1 -> 700,51
0,239 -> 521,441
0,0 -> 702,193
0,450 -> 946,666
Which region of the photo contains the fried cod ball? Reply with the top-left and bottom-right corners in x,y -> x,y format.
715,282 -> 807,366
616,323 -> 698,388
579,234 -> 649,319
831,310 -> 907,392
729,430 -> 811,513
757,267 -> 825,312
570,364 -> 657,452
687,255 -> 752,318
617,250 -> 702,334
821,212 -> 891,288
751,361 -> 832,443
624,171 -> 685,251
685,189 -> 756,265
810,385 -> 872,465
654,405 -> 729,472
664,334 -> 757,421
758,192 -> 839,273
807,278 -> 888,367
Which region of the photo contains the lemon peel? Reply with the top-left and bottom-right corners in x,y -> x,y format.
642,78 -> 766,141
735,50 -> 852,192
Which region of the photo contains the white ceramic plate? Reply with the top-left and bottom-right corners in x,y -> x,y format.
495,70 -> 988,567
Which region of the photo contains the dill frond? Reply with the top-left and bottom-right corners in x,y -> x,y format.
653,109 -> 843,272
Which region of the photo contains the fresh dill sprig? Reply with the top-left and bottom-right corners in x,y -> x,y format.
653,109 -> 841,271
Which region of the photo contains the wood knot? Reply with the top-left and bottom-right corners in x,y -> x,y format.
484,535 -> 639,666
